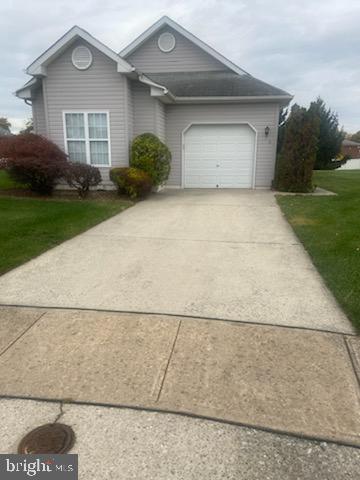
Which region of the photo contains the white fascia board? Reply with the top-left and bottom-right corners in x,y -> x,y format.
14,78 -> 38,99
172,95 -> 294,105
120,16 -> 248,76
27,26 -> 135,76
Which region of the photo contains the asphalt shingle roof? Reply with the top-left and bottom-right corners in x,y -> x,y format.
146,71 -> 291,98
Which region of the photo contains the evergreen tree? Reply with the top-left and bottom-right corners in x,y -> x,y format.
274,104 -> 319,192
308,97 -> 344,169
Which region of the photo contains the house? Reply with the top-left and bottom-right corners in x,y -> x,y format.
341,139 -> 360,159
15,16 -> 292,189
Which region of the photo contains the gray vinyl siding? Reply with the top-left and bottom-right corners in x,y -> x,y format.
125,78 -> 134,154
127,26 -> 226,73
165,103 -> 280,187
32,87 -> 47,135
45,38 -> 128,182
155,100 -> 166,142
132,82 -> 166,141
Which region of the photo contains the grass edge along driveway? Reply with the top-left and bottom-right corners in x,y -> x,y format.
0,196 -> 132,275
277,170 -> 360,332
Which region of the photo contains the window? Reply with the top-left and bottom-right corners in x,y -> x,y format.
63,112 -> 110,166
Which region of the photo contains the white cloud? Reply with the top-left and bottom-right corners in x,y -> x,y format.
1,0 -> 359,132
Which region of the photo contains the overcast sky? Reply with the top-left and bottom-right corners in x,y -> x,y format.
1,0 -> 359,133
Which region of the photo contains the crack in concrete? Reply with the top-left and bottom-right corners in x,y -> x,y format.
52,401 -> 65,424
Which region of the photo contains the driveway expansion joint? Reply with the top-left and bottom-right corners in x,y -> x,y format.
0,304 -> 356,336
156,319 -> 182,402
1,394 -> 360,451
343,336 -> 360,389
0,310 -> 46,358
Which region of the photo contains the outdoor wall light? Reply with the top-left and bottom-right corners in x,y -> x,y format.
265,126 -> 270,136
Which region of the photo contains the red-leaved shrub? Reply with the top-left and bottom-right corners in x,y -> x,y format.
0,133 -> 68,194
65,162 -> 102,198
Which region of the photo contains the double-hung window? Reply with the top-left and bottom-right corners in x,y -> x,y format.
63,112 -> 111,166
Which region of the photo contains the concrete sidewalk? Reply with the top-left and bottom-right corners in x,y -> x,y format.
0,306 -> 359,447
1,398 -> 360,480
0,190 -> 353,333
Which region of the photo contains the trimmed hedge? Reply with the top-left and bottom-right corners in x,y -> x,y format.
130,133 -> 171,186
110,167 -> 152,199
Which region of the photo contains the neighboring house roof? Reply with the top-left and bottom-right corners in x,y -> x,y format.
26,25 -> 134,76
120,16 -> 248,76
343,139 -> 360,146
146,71 -> 291,99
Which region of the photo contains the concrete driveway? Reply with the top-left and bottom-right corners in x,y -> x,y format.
0,189 -> 353,333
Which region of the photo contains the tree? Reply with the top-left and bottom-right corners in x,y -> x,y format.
0,117 -> 11,134
350,131 -> 360,143
308,97 -> 344,169
19,118 -> 34,135
273,104 -> 319,192
277,107 -> 289,153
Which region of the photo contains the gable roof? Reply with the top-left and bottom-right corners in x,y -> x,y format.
27,26 -> 134,76
120,16 -> 248,76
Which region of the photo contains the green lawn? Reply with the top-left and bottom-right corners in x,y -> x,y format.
277,170 -> 360,331
0,196 -> 132,275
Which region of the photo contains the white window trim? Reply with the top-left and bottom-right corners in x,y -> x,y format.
62,110 -> 112,167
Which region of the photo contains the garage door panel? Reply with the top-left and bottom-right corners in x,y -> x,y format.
184,124 -> 255,189
186,175 -> 218,188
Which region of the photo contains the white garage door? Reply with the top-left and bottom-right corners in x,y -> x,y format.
184,124 -> 255,188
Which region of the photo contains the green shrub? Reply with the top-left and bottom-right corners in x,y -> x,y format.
65,162 -> 102,198
110,167 -> 152,199
130,133 -> 171,186
274,105 -> 319,193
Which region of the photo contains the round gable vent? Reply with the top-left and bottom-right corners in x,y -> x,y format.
72,46 -> 93,70
158,32 -> 176,53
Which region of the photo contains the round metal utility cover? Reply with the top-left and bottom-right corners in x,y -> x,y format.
18,423 -> 75,454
